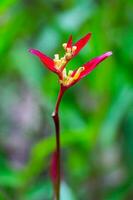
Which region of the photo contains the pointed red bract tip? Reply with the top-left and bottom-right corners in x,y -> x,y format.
74,32 -> 92,56
92,51 -> 113,63
29,48 -> 37,55
104,51 -> 113,56
94,51 -> 112,61
77,51 -> 112,80
29,48 -> 56,72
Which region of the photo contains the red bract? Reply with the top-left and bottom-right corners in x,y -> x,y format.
69,51 -> 112,87
29,33 -> 112,89
65,33 -> 91,57
29,49 -> 62,77
73,33 -> 91,56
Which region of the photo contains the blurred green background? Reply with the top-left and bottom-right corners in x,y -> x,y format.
0,0 -> 133,199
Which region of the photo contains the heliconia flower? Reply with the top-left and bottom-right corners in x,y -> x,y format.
29,33 -> 112,90
29,33 -> 112,200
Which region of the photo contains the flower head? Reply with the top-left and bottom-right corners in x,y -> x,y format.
29,33 -> 112,89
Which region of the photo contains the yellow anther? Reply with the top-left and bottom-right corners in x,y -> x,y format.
65,77 -> 74,86
68,70 -> 73,76
66,48 -> 71,53
54,54 -> 59,60
62,43 -> 67,50
54,54 -> 67,70
73,67 -> 84,80
59,79 -> 63,84
60,67 -> 84,87
72,46 -> 77,52
62,68 -> 67,78
54,59 -> 60,65
60,57 -> 66,62
60,57 -> 67,68
62,60 -> 67,66
65,52 -> 72,60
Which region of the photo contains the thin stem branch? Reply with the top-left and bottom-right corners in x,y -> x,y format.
52,85 -> 65,200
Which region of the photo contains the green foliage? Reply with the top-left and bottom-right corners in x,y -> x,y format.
0,0 -> 133,199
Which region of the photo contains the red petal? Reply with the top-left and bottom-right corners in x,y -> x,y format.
68,51 -> 112,88
29,49 -> 57,73
74,33 -> 91,56
67,35 -> 73,48
80,51 -> 112,79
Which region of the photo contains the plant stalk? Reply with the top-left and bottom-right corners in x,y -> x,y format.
52,85 -> 65,200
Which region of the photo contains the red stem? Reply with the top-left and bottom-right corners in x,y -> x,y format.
52,85 -> 65,200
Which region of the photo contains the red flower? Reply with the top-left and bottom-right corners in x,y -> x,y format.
29,33 -> 112,89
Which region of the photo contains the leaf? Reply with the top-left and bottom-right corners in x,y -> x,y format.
20,130 -> 90,187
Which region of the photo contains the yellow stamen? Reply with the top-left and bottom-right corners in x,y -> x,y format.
65,77 -> 74,86
62,43 -> 67,50
54,55 -> 67,70
73,67 -> 84,80
59,57 -> 67,69
72,46 -> 77,52
62,68 -> 67,78
60,57 -> 64,61
65,52 -> 72,60
68,70 -> 73,76
60,67 -> 84,86
61,60 -> 67,66
54,59 -> 60,66
54,54 -> 59,60
66,48 -> 71,53
54,43 -> 84,86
